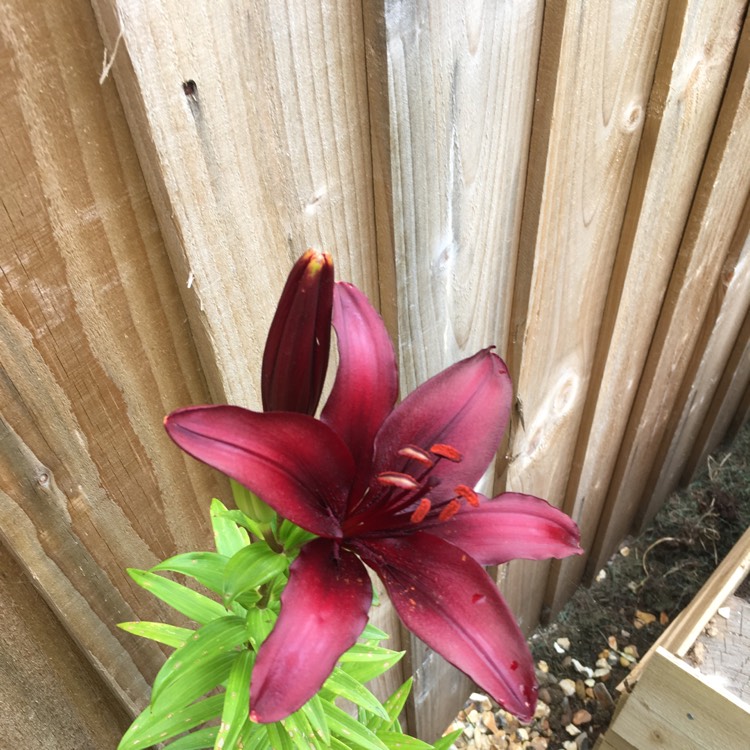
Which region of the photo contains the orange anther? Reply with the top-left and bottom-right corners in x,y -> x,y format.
455,484 -> 479,507
429,443 -> 463,462
438,499 -> 461,522
409,498 -> 432,524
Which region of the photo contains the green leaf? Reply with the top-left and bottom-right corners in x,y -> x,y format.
219,508 -> 270,543
214,649 -> 254,750
127,568 -> 228,625
375,732 -> 433,750
246,606 -> 278,650
339,648 -> 405,684
211,497 -> 251,556
223,543 -> 288,606
117,695 -> 224,750
230,480 -> 276,525
431,728 -> 463,750
365,679 -> 412,732
151,551 -> 229,595
165,726 -> 218,749
322,668 -> 388,720
151,616 -> 248,713
360,623 -> 389,642
278,518 -> 316,551
237,720 -> 269,749
300,694 -> 330,746
266,721 -> 295,750
339,644 -> 404,663
283,709 -> 326,750
321,700 -> 388,750
118,621 -> 193,649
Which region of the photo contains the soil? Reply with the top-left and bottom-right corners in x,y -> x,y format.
447,420 -> 750,750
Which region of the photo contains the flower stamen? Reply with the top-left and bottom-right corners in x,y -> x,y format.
455,484 -> 479,507
398,445 -> 434,466
429,443 -> 463,462
438,499 -> 461,521
409,498 -> 432,524
376,471 -> 420,490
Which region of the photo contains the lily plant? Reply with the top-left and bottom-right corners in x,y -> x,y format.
165,250 -> 582,726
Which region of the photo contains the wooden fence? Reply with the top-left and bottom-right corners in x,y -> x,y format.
1,0 -> 749,745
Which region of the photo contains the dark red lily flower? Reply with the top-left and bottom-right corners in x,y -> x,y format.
165,280 -> 582,724
261,249 -> 333,414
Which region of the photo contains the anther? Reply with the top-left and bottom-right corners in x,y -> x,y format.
376,471 -> 420,490
438,499 -> 461,521
429,443 -> 463,462
455,484 -> 479,507
409,498 -> 432,524
398,445 -> 434,466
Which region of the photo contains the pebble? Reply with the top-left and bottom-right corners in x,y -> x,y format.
559,678 -> 577,697
443,625 -> 644,750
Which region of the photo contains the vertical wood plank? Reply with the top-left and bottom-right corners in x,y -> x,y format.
502,0 -> 669,628
0,541 -> 131,749
595,7 -> 750,544
91,0 -> 382,405
90,0 -> 404,702
378,0 -> 544,738
647,198 -> 750,520
684,304 -> 750,478
1,0 -> 224,713
553,0 -> 746,598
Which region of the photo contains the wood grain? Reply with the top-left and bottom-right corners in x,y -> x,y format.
378,1 -> 544,737
501,0 -> 669,628
554,0 -> 747,599
685,302 -> 750,478
608,647 -> 750,750
385,0 -> 541,393
592,7 -> 750,553
646,196 -> 750,523
1,0 -> 223,714
0,540 -> 131,749
91,0 -> 382,406
90,0 -> 405,706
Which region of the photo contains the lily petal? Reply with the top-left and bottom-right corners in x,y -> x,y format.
164,406 -> 352,536
356,533 -> 537,721
250,538 -> 372,723
262,250 -> 334,415
422,493 -> 583,565
369,350 -> 513,509
322,282 -> 398,479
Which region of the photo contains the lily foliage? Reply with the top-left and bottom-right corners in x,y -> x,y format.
118,494 -> 446,750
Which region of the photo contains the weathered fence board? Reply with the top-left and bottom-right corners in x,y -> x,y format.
376,0 -> 544,736
583,0 -> 750,578
555,0 -> 746,597
688,303 -> 750,477
91,0 -> 382,405
0,0 -> 223,715
502,0 -> 669,628
0,540 -> 130,749
649,197 -> 750,519
90,0 -> 404,700
621,12 -> 750,532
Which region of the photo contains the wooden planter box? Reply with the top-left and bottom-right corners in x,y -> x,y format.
595,526 -> 750,749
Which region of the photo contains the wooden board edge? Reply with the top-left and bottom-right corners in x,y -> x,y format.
620,524 -> 750,690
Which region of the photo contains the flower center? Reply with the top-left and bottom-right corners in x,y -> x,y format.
344,442 -> 481,535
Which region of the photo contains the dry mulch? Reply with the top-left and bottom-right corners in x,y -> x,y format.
444,421 -> 750,750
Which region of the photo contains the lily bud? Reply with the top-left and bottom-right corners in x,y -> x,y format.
261,249 -> 334,414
